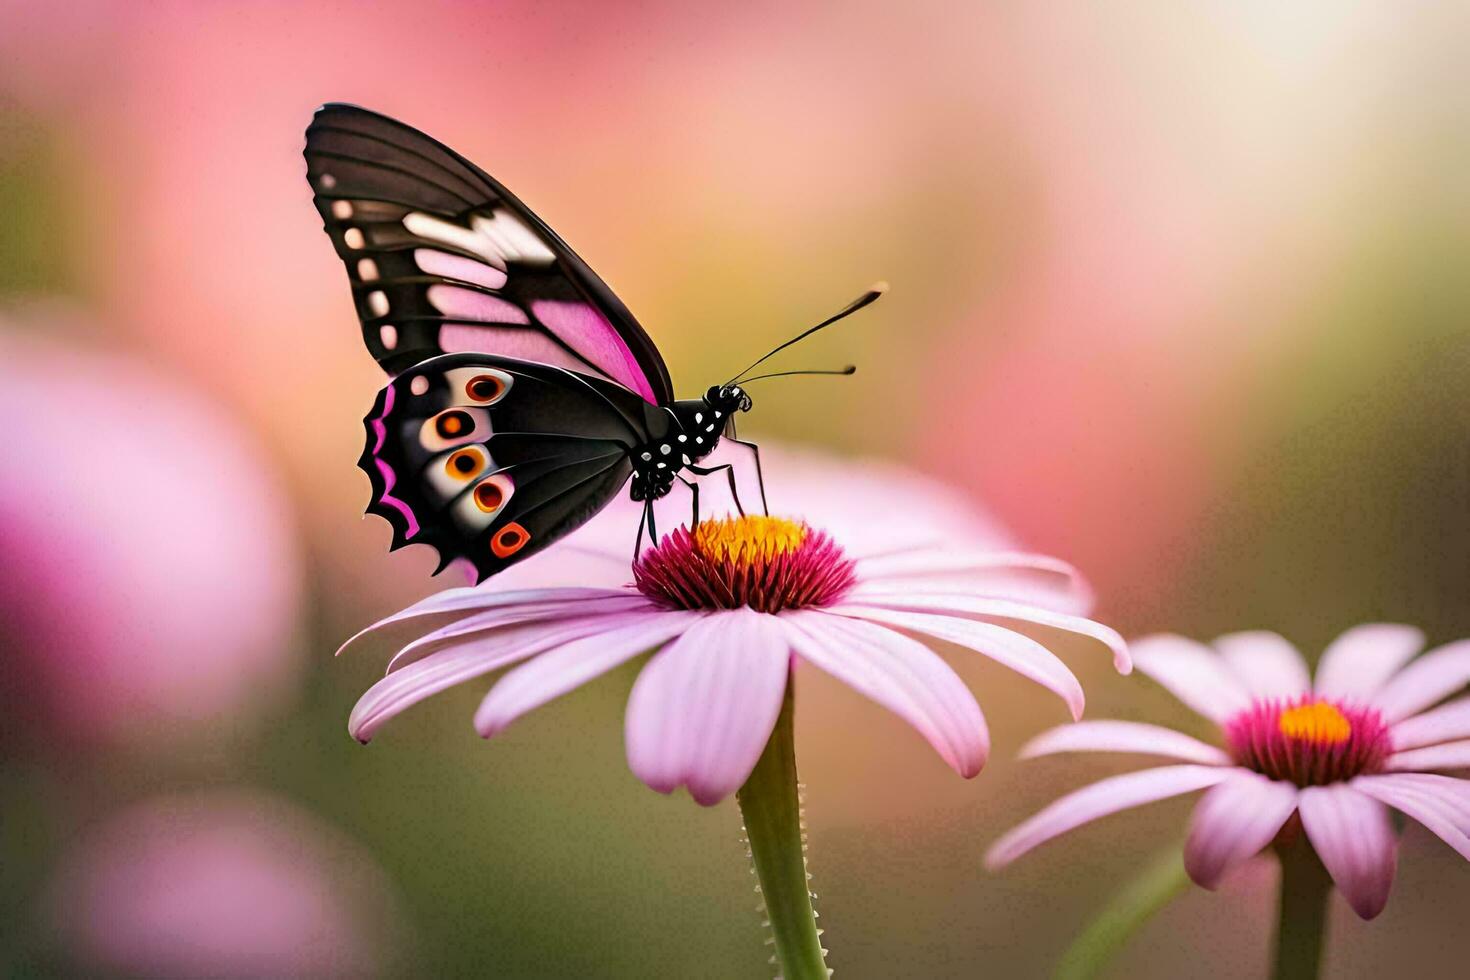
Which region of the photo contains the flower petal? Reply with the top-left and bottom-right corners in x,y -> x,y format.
474,611 -> 703,737
336,586 -> 635,656
845,590 -> 1129,674
830,603 -> 1086,720
854,549 -> 1093,615
984,765 -> 1232,868
1297,784 -> 1397,919
1311,624 -> 1425,705
1184,772 -> 1299,889
348,617 -> 606,742
1391,696 -> 1470,750
1353,774 -> 1470,862
624,610 -> 790,806
385,594 -> 653,672
1213,631 -> 1311,700
1021,721 -> 1231,765
1386,740 -> 1470,773
1129,634 -> 1252,723
782,610 -> 989,777
1370,640 -> 1470,722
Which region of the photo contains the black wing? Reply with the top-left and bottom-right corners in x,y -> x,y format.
361,353 -> 659,582
306,103 -> 674,405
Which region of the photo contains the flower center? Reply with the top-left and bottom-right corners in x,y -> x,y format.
633,515 -> 856,613
1223,696 -> 1389,786
1276,701 -> 1351,744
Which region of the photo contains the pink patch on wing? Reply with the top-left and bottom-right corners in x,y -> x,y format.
369,384 -> 394,453
531,300 -> 657,403
367,384 -> 420,539
414,249 -> 508,289
426,285 -> 528,324
438,324 -> 612,380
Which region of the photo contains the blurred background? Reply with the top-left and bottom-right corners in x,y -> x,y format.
2,2 -> 1467,976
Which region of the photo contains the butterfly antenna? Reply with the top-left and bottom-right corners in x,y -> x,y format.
738,365 -> 857,384
728,282 -> 887,385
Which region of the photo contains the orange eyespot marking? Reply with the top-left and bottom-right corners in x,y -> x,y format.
446,449 -> 482,480
491,522 -> 530,558
466,374 -> 506,403
474,480 -> 505,512
435,410 -> 471,439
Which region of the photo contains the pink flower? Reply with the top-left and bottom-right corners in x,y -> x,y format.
0,324 -> 301,744
986,624 -> 1470,919
43,791 -> 399,978
342,457 -> 1128,805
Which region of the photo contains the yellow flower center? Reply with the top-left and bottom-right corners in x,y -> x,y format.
1277,700 -> 1352,745
693,515 -> 808,566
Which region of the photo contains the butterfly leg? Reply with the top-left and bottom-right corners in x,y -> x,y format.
688,463 -> 746,517
678,474 -> 701,529
727,438 -> 770,516
634,499 -> 650,563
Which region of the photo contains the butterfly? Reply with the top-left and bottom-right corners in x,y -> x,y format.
305,104 -> 880,582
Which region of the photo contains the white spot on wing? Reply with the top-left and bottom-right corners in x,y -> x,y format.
470,211 -> 555,264
331,200 -> 353,219
343,228 -> 365,249
357,258 -> 379,281
319,174 -> 337,189
404,209 -> 554,269
410,376 -> 429,395
368,291 -> 389,316
379,324 -> 398,350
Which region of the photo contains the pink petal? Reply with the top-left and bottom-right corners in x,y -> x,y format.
1129,634 -> 1252,723
336,586 -> 635,656
1392,697 -> 1470,750
782,610 -> 989,777
1213,631 -> 1311,700
854,549 -> 1093,615
1184,773 -> 1298,889
984,765 -> 1232,868
847,590 -> 1129,674
1298,784 -> 1397,919
1312,623 -> 1425,705
1387,740 -> 1470,773
1021,721 -> 1231,765
1353,774 -> 1470,862
830,603 -> 1086,720
1370,640 -> 1470,722
473,543 -> 630,592
385,594 -> 653,672
474,611 -> 703,737
348,617 -> 606,742
624,610 -> 790,806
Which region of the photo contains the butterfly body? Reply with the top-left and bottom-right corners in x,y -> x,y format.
630,386 -> 750,502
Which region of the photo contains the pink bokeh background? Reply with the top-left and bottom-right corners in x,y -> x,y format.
1,2 -> 1467,977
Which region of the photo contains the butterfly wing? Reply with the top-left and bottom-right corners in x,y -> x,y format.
361,353 -> 659,582
305,103 -> 674,405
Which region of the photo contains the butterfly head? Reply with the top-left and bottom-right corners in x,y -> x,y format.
706,384 -> 753,416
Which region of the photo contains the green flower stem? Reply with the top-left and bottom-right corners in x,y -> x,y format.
1054,843 -> 1191,980
1272,838 -> 1332,980
737,679 -> 828,980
